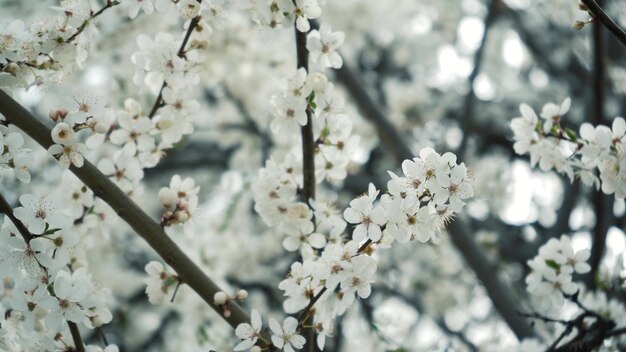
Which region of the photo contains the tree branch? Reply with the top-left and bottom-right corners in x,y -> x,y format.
68,321 -> 86,352
0,89 -> 261,335
587,0 -> 611,289
581,0 -> 626,47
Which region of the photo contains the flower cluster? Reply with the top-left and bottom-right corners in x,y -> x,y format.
250,147 -> 472,350
307,24 -> 345,69
255,70 -> 358,250
0,0 -> 114,90
525,235 -> 590,309
308,148 -> 474,249
0,195 -> 112,350
0,121 -> 33,183
158,175 -> 200,229
511,98 -> 626,198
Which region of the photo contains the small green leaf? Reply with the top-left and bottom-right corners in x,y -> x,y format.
545,259 -> 560,270
565,128 -> 577,141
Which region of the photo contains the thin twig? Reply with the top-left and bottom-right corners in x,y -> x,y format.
66,1 -> 121,44
148,8 -> 203,119
581,0 -> 626,47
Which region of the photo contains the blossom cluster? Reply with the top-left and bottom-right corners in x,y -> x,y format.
511,98 -> 626,198
246,147 -> 472,350
0,1 -> 105,89
47,94 -> 109,168
525,235 -> 590,309
0,194 -> 113,350
0,121 -> 33,183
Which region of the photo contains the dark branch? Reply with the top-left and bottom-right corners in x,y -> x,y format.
68,321 -> 85,352
581,0 -> 626,47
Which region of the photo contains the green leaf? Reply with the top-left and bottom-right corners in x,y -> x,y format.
565,128 -> 577,141
545,259 -> 560,271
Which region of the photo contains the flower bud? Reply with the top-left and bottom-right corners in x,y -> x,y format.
49,108 -> 69,123
309,72 -> 328,93
572,20 -> 586,30
159,188 -> 177,209
235,289 -> 248,301
213,291 -> 228,305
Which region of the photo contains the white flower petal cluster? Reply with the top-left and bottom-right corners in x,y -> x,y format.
511,99 -> 626,198
525,235 -> 589,309
0,124 -> 33,183
131,32 -> 201,94
158,175 -> 200,229
346,148 -> 473,244
0,6 -> 108,90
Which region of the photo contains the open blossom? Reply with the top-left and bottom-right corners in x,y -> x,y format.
269,317 -> 306,352
13,194 -> 69,234
48,141 -> 87,168
307,23 -> 345,69
144,261 -> 179,305
40,270 -> 90,332
343,183 -> 385,242
540,97 -> 570,134
234,309 -> 263,351
291,0 -> 322,32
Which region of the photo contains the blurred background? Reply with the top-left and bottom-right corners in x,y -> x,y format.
1,0 -> 625,350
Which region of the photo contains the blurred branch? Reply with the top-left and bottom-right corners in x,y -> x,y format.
0,89 -> 260,334
582,0 -> 626,46
222,85 -> 273,161
459,0 -> 501,154
375,285 -> 478,352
